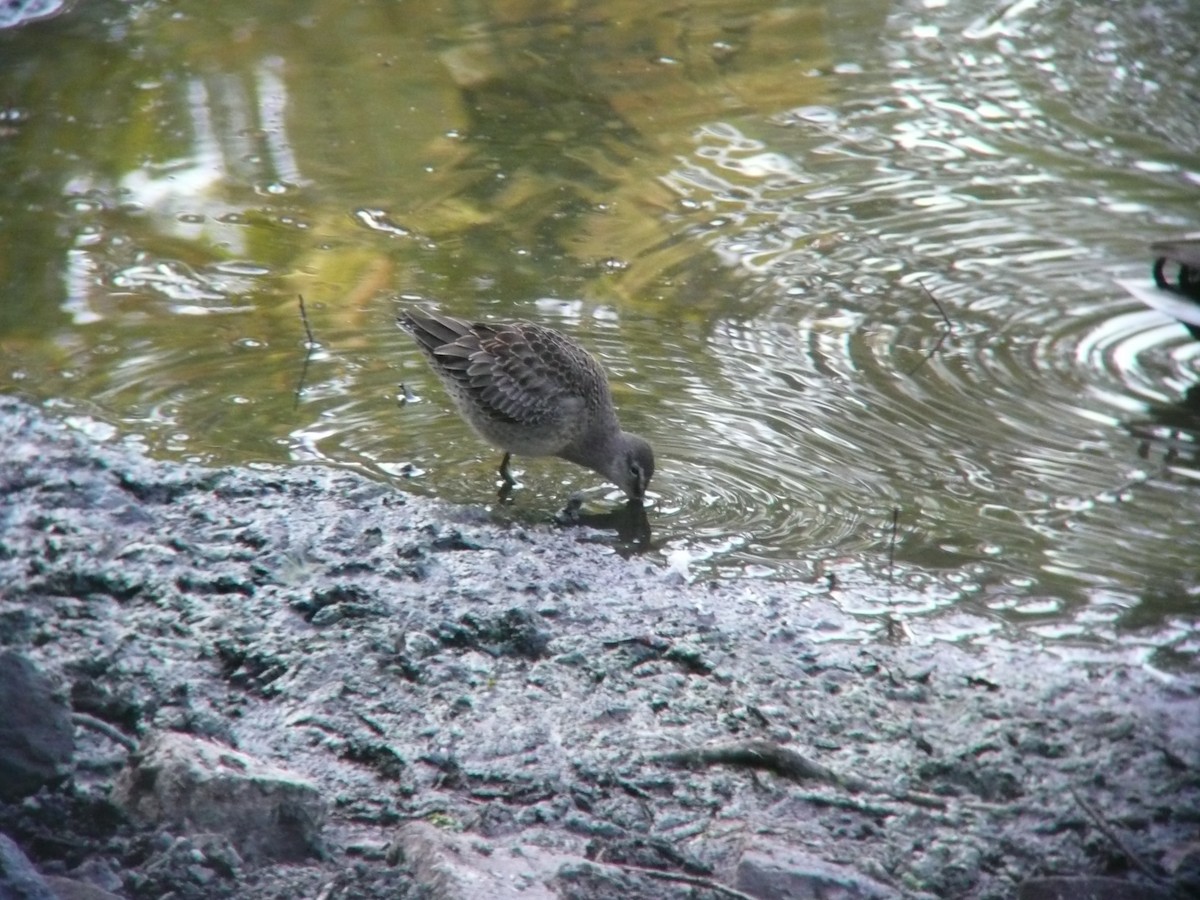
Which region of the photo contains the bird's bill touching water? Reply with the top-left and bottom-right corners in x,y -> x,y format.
615,433 -> 654,501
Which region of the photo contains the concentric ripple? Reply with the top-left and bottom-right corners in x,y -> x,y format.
1,0 -> 1198,661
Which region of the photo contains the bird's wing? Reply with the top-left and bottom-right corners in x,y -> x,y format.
466,325 -> 598,427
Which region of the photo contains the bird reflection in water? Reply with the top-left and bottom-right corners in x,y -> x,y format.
1115,238 -> 1200,461
1126,381 -> 1200,471
553,493 -> 653,558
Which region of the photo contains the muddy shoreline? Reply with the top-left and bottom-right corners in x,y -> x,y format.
0,395 -> 1196,899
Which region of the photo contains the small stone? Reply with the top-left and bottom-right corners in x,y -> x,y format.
736,842 -> 900,899
0,832 -> 57,900
41,875 -> 125,900
112,732 -> 326,863
388,822 -> 570,899
403,631 -> 440,659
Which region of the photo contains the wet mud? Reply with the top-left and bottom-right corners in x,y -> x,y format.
0,396 -> 1197,899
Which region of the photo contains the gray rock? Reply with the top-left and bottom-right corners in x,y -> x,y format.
0,651 -> 74,800
0,833 -> 57,900
54,856 -> 123,896
735,842 -> 900,899
0,0 -> 67,30
42,875 -> 125,900
4,397 -> 1200,899
388,822 -> 572,899
1017,876 -> 1171,900
112,732 -> 325,863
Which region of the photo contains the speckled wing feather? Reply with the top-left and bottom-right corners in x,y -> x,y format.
401,309 -> 470,353
473,324 -> 607,427
400,310 -> 606,428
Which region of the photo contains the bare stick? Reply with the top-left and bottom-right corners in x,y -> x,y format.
1071,788 -> 1165,883
921,278 -> 952,333
1039,463 -> 1165,529
298,293 -> 316,346
888,507 -> 899,583
71,712 -> 138,752
651,740 -> 947,810
294,294 -> 316,410
905,279 -> 954,375
591,861 -> 759,900
652,740 -> 841,787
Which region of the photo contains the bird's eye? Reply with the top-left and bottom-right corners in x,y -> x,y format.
629,461 -> 646,497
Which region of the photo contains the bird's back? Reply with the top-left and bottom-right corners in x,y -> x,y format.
400,309 -> 615,453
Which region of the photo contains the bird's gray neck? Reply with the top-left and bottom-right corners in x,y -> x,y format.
557,421 -> 628,480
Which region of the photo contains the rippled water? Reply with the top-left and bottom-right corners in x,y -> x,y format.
1,0 -> 1198,665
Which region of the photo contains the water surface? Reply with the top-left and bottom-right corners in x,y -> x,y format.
1,0 -> 1198,667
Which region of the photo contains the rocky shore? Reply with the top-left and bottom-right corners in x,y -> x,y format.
1,395 -> 1197,899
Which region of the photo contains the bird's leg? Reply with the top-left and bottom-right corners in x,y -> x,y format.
496,453 -> 517,503
498,452 -> 516,487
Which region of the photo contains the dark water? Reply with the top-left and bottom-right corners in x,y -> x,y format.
1,0 -> 1198,666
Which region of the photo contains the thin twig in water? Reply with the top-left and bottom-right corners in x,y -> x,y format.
905,279 -> 954,375
1070,787 -> 1165,883
1039,463 -> 1165,529
888,507 -> 899,583
293,294 -> 317,410
922,278 -> 952,332
298,293 -> 315,346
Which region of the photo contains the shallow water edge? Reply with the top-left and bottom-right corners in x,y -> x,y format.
1,395 -> 1197,899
